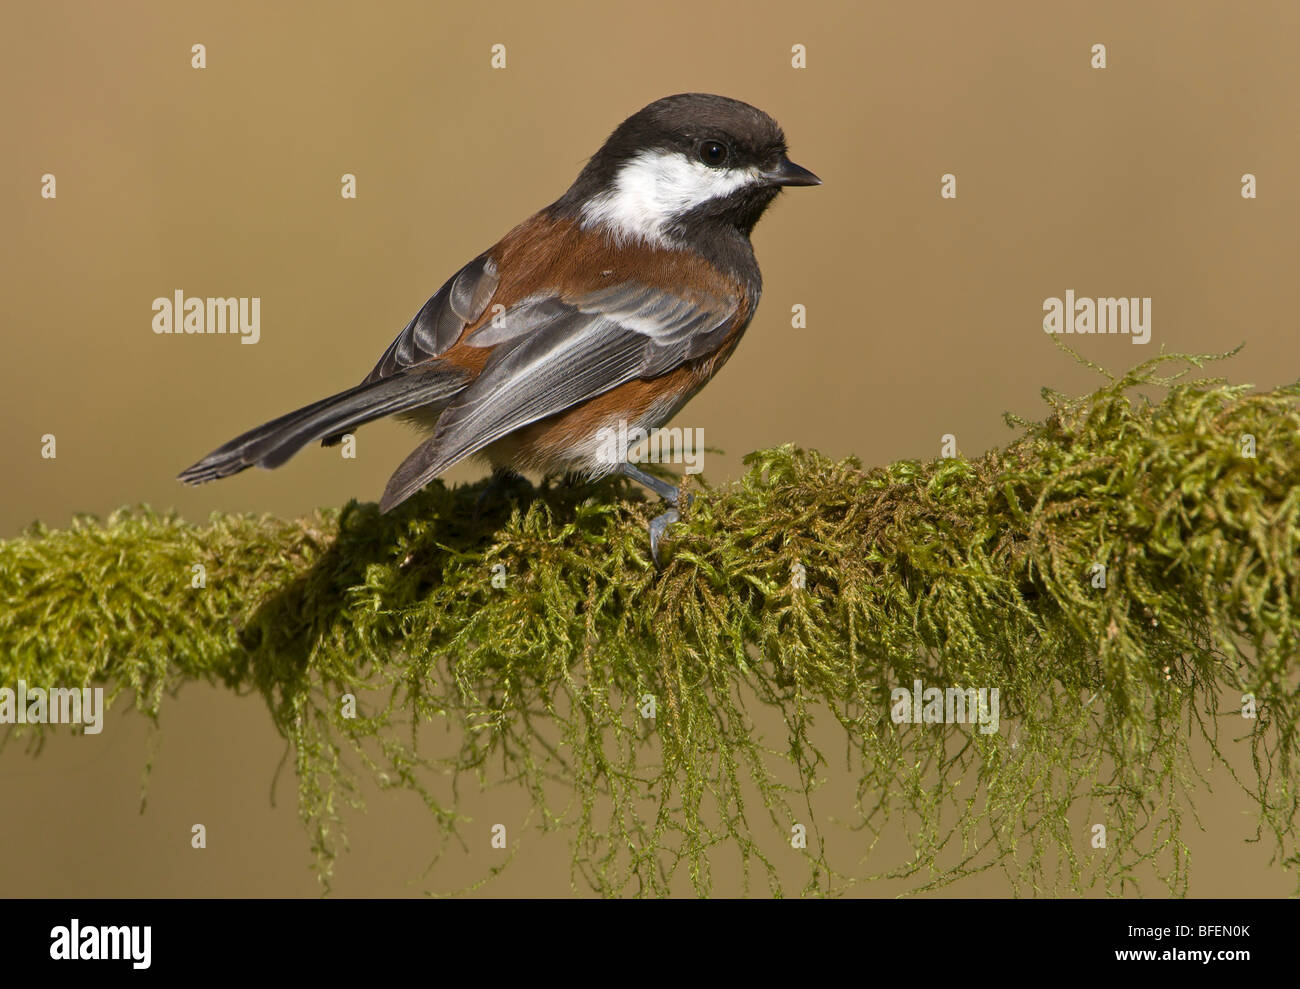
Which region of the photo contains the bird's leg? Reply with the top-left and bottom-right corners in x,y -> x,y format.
474,466 -> 527,520
618,462 -> 693,565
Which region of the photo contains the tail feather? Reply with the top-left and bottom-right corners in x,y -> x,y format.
177,367 -> 469,485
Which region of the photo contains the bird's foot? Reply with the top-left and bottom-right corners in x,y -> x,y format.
617,462 -> 695,566
473,468 -> 529,522
648,492 -> 695,566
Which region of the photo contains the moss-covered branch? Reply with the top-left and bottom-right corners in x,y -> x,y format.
3,347 -> 1298,895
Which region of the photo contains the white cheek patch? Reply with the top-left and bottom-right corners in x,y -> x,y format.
580,150 -> 760,248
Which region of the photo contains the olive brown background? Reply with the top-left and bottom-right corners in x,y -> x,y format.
2,0 -> 1297,895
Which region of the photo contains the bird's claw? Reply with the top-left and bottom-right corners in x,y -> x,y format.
473,469 -> 527,522
649,492 -> 693,566
649,507 -> 681,567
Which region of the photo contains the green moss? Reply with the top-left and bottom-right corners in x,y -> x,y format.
2,346 -> 1298,895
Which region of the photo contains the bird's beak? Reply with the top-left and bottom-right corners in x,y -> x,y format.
763,156 -> 822,187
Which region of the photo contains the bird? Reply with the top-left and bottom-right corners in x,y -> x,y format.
178,93 -> 820,563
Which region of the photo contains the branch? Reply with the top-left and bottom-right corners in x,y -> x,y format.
3,347 -> 1298,896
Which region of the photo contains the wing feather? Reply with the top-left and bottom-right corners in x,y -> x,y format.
362,253 -> 500,384
378,281 -> 739,510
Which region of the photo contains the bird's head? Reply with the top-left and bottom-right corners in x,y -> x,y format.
561,93 -> 820,248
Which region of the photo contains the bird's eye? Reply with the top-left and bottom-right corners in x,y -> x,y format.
698,140 -> 728,167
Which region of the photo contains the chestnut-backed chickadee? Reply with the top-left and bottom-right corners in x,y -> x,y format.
179,93 -> 820,562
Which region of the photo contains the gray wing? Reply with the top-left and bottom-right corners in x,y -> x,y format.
378,281 -> 738,511
362,252 -> 499,384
